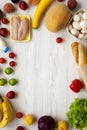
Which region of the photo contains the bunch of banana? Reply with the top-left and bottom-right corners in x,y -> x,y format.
0,96 -> 13,128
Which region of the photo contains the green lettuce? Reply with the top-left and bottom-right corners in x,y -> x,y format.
66,98 -> 87,130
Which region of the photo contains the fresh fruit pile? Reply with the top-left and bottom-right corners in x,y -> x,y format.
0,0 -> 86,130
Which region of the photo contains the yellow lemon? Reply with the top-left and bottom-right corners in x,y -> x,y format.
24,114 -> 35,126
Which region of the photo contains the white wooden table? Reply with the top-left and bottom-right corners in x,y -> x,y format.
0,0 -> 87,130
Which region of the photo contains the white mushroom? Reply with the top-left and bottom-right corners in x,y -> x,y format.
73,14 -> 81,22
83,12 -> 87,20
72,21 -> 81,30
81,29 -> 87,34
71,28 -> 79,37
80,20 -> 87,29
78,33 -> 85,39
78,12 -> 83,19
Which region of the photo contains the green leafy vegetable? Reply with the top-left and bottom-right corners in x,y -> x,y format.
66,98 -> 87,130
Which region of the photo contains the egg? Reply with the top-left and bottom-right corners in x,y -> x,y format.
72,21 -> 81,30
80,20 -> 87,29
71,28 -> 79,36
83,12 -> 87,20
73,14 -> 80,22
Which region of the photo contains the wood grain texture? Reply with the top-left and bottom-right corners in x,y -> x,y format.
0,0 -> 87,130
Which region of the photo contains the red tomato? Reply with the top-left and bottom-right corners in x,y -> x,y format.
16,112 -> 23,119
56,37 -> 63,44
72,79 -> 83,89
9,52 -> 16,58
0,58 -> 6,64
9,61 -> 16,67
70,83 -> 80,93
2,18 -> 9,24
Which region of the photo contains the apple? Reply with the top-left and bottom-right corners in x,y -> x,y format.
27,0 -> 40,5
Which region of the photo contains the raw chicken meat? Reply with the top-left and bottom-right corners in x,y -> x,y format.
18,18 -> 29,40
12,16 -> 21,40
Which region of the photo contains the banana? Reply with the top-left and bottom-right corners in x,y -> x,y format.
32,0 -> 53,28
0,96 -> 13,128
2,97 -> 13,122
0,98 -> 3,122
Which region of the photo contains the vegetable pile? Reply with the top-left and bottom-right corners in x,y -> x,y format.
66,98 -> 87,130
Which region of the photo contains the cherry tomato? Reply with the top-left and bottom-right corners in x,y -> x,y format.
19,1 -> 28,10
9,52 -> 16,58
2,18 -> 9,24
0,58 -> 6,64
9,61 -> 16,67
16,112 -> 23,119
70,83 -> 80,93
56,37 -> 63,43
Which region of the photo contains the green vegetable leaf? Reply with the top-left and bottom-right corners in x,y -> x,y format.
66,98 -> 87,130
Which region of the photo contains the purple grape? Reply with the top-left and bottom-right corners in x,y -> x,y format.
38,116 -> 55,130
11,0 -> 20,3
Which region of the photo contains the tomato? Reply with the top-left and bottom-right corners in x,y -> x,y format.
72,79 -> 83,89
2,18 -> 9,24
56,37 -> 63,43
69,79 -> 83,93
70,83 -> 80,93
0,58 -> 6,64
16,112 -> 23,119
9,52 -> 16,58
9,61 -> 16,67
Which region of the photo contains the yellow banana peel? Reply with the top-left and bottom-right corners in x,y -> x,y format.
32,0 -> 53,28
2,97 -> 13,122
0,96 -> 13,128
0,99 -> 3,122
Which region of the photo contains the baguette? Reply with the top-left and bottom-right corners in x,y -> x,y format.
71,42 -> 87,67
